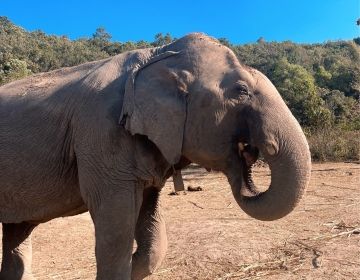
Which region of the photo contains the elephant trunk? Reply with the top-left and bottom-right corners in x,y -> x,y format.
227,118 -> 311,221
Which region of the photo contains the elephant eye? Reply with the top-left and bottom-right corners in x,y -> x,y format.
234,82 -> 249,96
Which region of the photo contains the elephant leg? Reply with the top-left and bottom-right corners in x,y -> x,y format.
88,187 -> 143,280
0,222 -> 37,280
76,154 -> 146,279
132,188 -> 167,280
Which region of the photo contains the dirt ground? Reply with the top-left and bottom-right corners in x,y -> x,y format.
1,162 -> 359,279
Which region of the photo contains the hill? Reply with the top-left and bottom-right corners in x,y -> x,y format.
0,16 -> 359,161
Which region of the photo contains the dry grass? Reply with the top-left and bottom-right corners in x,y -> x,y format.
215,220 -> 360,280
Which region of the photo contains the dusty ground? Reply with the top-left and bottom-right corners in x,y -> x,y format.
1,162 -> 359,279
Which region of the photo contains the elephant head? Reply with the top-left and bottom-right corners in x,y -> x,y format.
120,33 -> 311,221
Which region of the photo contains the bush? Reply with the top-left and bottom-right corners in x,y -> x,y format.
308,128 -> 360,161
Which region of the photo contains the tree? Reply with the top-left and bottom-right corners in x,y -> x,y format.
257,37 -> 265,44
0,58 -> 31,85
218,37 -> 231,47
272,58 -> 332,127
92,27 -> 111,42
152,33 -> 173,46
91,27 -> 112,50
314,65 -> 332,88
322,89 -> 360,131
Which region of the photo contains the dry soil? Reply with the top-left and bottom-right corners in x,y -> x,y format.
0,162 -> 359,279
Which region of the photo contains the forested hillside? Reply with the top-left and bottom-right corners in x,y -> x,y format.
1,16 -> 359,161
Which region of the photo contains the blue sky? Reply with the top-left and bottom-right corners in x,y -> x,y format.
1,0 -> 359,44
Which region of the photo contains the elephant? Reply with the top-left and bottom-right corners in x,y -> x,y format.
0,33 -> 311,279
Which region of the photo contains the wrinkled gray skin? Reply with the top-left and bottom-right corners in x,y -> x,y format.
0,33 -> 311,279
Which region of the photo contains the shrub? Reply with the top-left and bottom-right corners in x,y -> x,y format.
308,128 -> 360,161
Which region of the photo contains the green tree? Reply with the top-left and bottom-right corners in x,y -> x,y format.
218,37 -> 232,47
92,27 -> 111,42
91,27 -> 112,50
321,89 -> 360,129
314,65 -> 332,88
0,58 -> 31,84
272,58 -> 331,127
152,33 -> 173,46
256,37 -> 265,44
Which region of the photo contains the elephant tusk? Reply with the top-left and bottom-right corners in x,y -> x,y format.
238,142 -> 245,152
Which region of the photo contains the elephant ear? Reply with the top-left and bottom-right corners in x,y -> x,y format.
120,51 -> 188,165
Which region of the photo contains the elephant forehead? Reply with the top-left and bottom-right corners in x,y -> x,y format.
198,49 -> 238,69
191,50 -> 254,86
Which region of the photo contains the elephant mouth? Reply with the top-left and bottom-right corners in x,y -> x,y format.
238,142 -> 260,196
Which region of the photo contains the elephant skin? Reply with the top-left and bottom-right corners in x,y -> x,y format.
0,33 -> 311,279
